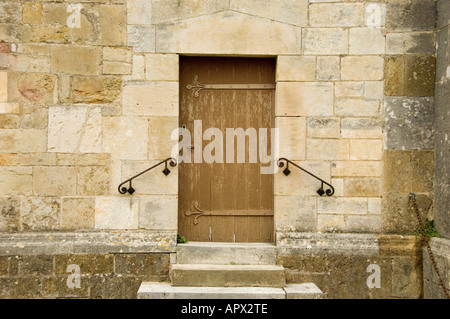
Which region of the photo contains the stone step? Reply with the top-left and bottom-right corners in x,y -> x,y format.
170,264 -> 286,288
137,282 -> 323,299
176,242 -> 277,265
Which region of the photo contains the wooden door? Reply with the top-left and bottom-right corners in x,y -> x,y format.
178,56 -> 275,242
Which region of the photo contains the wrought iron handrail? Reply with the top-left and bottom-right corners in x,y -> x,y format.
118,157 -> 177,195
277,157 -> 335,196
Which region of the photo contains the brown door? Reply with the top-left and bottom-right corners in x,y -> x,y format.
178,56 -> 275,242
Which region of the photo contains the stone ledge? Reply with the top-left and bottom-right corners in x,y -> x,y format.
0,230 -> 177,255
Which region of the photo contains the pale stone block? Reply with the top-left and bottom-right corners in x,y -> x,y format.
335,82 -> 364,98
364,3 -> 386,28
318,214 -> 345,232
275,82 -> 333,116
148,116 -> 179,160
56,153 -> 110,166
0,103 -> 19,114
368,198 -> 382,215
274,161 -> 331,196
127,25 -> 156,53
123,82 -> 178,116
145,54 -> 179,81
276,117 -> 306,160
343,215 -> 381,232
276,56 -> 316,82
95,196 -> 139,229
364,81 -> 384,99
307,118 -> 341,139
51,45 -> 101,75
21,197 -> 60,231
306,139 -> 349,161
335,98 -> 380,117
103,61 -> 132,75
127,0 -> 152,25
18,43 -> 49,56
129,54 -> 146,80
139,195 -> 177,230
19,153 -> 56,166
344,177 -> 382,197
102,116 -> 148,160
332,161 -> 382,177
350,139 -> 382,160
230,0 -> 308,26
330,178 -> 344,197
0,167 -> 33,196
341,56 -> 384,81
48,106 -> 102,154
155,12 -> 301,55
61,197 -> 95,230
302,28 -> 348,55
98,5 -> 127,46
121,161 -> 178,195
0,72 -> 7,102
103,47 -> 132,62
309,3 -> 364,27
317,197 -> 368,215
77,166 -> 109,196
317,56 -> 340,81
152,0 -> 229,24
275,195 -> 316,232
16,55 -> 50,73
0,129 -> 47,153
341,118 -> 382,139
33,166 -> 77,196
349,28 -> 386,55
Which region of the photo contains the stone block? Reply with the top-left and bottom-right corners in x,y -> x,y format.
0,2 -> 21,24
344,177 -> 382,197
127,25 -> 156,53
102,61 -> 131,75
21,197 -> 61,231
302,28 -> 348,55
155,12 -> 301,55
0,103 -> 19,114
77,166 -> 109,196
341,56 -> 384,81
317,197 -> 368,215
19,153 -> 56,166
98,5 -> 127,45
0,153 -> 18,166
61,197 -> 95,230
386,0 -> 437,32
276,117 -> 306,160
364,81 -> 384,100
51,45 -> 101,75
384,97 -> 434,150
0,167 -> 32,196
342,215 -> 382,233
115,254 -> 170,280
404,55 -> 436,97
436,26 -> 449,84
306,139 -> 349,161
307,118 -> 341,139
0,197 -> 20,231
47,106 -> 102,154
139,195 -> 177,230
309,3 -> 364,27
103,47 -> 132,62
276,56 -> 316,82
341,118 -> 382,139
33,166 -> 77,196
435,132 -> 450,238
437,0 -> 450,29
16,55 -> 50,73
368,198 -> 382,215
0,72 -> 7,102
152,0 -> 229,24
129,55 -> 145,80
148,116 -> 179,160
349,27 -> 385,55
102,116 -> 149,160
71,76 -> 122,104
275,195 -> 316,232
94,196 -> 139,229
317,214 -> 345,232
386,32 -> 436,54
335,82 -> 364,98
22,3 -> 43,24
317,56 -> 340,81
335,98 -> 380,117
0,129 -> 47,153
123,82 -> 178,116
56,153 -> 110,166
350,139 -> 382,160
145,54 -> 179,81
230,0 -> 308,26
384,55 -> 405,96
275,82 -> 333,116
17,255 -> 53,276
392,257 -> 422,298
17,72 -> 56,104
127,0 -> 152,25
54,254 -> 114,275
332,161 -> 382,177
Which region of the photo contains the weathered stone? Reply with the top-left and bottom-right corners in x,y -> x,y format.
0,103 -> 19,114
98,5 -> 127,45
368,198 -> 382,215
364,81 -> 384,100
0,72 -> 7,102
77,166 -> 109,196
349,27 -> 385,55
275,195 -> 316,232
386,0 -> 437,32
350,139 -> 382,161
103,47 -> 131,62
309,3 -> 364,27
0,2 -> 21,24
152,0 -> 228,24
156,12 -> 301,55
404,55 -> 436,97
122,82 -> 178,116
129,55 -> 145,80
19,153 -> 56,166
0,197 -> 20,231
33,166 -> 77,196
341,56 -> 384,81
230,0 -> 308,26
317,56 -> 340,81
61,197 -> 95,230
318,197 -> 368,215
94,196 -> 139,229
306,139 -> 349,161
54,254 -> 114,275
31,25 -> 71,44
127,25 -> 155,53
102,61 -> 131,75
17,73 -> 56,104
335,98 -> 380,117
341,118 -> 382,139
148,116 -> 179,160
276,117 -> 306,160
275,82 -> 334,116
384,97 -> 434,150
437,0 -> 450,29
344,177 -> 382,197
16,55 -> 50,73
127,0 -> 152,25
102,116 -> 149,160
47,106 -> 102,153
343,216 -> 382,233
51,45 -> 101,75
335,81 -> 364,98
0,153 -> 18,166
307,118 -> 340,139
115,253 -> 169,280
276,56 -> 316,82
71,76 -> 122,104
384,55 -> 405,96
302,28 -> 348,55
386,32 -> 436,54
139,195 -> 177,230
0,129 -> 47,153
21,197 -> 61,231
435,132 -> 450,238
18,255 -> 53,276
22,3 -> 43,25
332,161 -> 382,177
